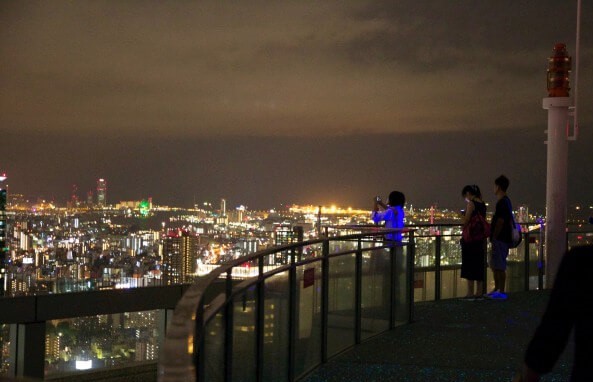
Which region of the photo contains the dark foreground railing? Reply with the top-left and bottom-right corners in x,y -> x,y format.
158,229 -> 415,382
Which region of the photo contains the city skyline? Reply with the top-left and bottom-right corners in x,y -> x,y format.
2,1 -> 592,210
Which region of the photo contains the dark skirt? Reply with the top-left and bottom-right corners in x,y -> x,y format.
461,239 -> 486,281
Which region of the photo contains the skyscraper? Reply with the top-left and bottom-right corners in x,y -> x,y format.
0,174 -> 7,295
162,230 -> 198,285
69,184 -> 79,208
97,178 -> 107,207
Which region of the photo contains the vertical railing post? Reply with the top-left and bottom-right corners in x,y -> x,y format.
389,243 -> 396,329
434,235 -> 441,301
524,232 -> 530,291
224,269 -> 233,382
288,247 -> 297,382
256,257 -> 265,381
321,239 -> 329,363
407,231 -> 415,323
355,238 -> 362,345
539,223 -> 545,290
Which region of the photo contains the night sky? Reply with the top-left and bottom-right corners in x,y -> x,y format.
1,1 -> 592,211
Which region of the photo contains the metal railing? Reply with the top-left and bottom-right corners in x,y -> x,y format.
2,222 -> 592,381
159,229 -> 415,382
158,222 -> 593,381
411,222 -> 593,301
410,222 -> 546,300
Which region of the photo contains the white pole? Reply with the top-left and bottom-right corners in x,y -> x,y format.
543,96 -> 570,288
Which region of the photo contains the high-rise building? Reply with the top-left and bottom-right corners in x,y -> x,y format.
162,230 -> 198,285
70,184 -> 79,208
97,179 -> 107,207
0,174 -> 7,296
220,198 -> 226,217
271,225 -> 303,265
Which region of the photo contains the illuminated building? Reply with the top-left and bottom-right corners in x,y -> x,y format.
162,229 -> 198,284
96,179 -> 107,207
0,173 -> 7,295
271,225 -> 303,265
45,333 -> 61,362
69,184 -> 79,209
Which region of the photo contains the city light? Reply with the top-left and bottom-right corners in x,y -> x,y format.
75,360 -> 92,370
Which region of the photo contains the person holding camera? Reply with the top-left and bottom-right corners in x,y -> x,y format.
371,191 -> 406,242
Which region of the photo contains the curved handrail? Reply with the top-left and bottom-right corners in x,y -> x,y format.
159,220 -> 591,381
158,227 -> 411,381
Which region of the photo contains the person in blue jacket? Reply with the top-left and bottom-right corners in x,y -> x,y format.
371,191 -> 405,242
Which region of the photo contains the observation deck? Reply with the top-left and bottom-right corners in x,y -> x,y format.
1,223 -> 588,381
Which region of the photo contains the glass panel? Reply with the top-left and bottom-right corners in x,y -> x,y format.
414,236 -> 436,302
0,324 -> 11,376
299,242 -> 324,262
439,268 -> 463,299
413,270 -> 435,302
414,236 -> 436,268
263,272 -> 290,381
441,236 -> 462,266
506,260 -> 524,292
294,262 -> 321,379
528,234 -> 544,290
393,245 -> 409,325
45,310 -> 162,377
203,312 -> 224,382
360,248 -> 390,340
327,254 -> 355,357
232,287 -> 257,382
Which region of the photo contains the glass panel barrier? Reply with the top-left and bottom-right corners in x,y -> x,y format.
0,324 -> 11,376
393,245 -> 409,326
203,312 -> 224,382
263,271 -> 290,381
528,232 -> 544,290
300,242 -> 324,262
232,286 -> 257,382
294,262 -> 322,379
327,254 -> 356,357
414,236 -> 436,302
360,248 -> 390,340
44,310 -> 162,377
507,247 -> 526,293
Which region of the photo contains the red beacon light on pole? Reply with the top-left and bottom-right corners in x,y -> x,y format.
547,43 -> 571,97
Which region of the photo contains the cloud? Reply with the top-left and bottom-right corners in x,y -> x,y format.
0,0 -> 591,139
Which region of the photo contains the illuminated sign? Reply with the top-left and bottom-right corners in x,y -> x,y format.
75,360 -> 93,370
